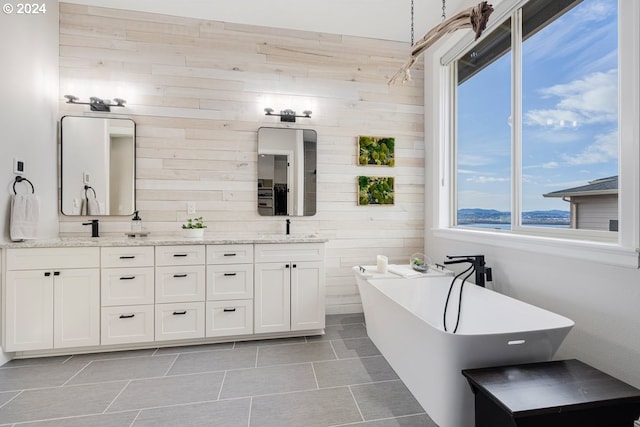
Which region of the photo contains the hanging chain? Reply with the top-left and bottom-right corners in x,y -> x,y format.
410,0 -> 415,46
442,0 -> 446,20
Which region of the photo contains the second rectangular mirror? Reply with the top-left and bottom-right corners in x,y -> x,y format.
258,127 -> 317,216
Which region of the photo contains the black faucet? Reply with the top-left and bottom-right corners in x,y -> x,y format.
286,219 -> 291,235
443,255 -> 492,287
82,219 -> 100,237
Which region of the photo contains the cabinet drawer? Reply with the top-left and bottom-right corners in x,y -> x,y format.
155,302 -> 205,341
206,300 -> 253,337
254,243 -> 324,263
101,247 -> 154,268
155,265 -> 205,303
101,267 -> 155,306
156,245 -> 205,266
101,305 -> 154,345
207,264 -> 253,301
6,247 -> 99,270
207,244 -> 253,264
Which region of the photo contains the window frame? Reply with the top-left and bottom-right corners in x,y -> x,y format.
435,0 -> 640,268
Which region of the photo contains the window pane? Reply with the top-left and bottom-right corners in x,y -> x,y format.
521,0 -> 618,231
456,19 -> 512,229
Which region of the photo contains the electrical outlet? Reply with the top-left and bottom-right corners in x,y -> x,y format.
187,202 -> 196,214
83,172 -> 90,184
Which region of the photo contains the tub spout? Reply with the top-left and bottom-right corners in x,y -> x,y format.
443,255 -> 491,287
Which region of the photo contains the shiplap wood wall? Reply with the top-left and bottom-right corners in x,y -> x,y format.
58,3 -> 425,314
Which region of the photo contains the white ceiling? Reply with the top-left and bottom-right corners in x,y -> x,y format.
61,0 -> 476,42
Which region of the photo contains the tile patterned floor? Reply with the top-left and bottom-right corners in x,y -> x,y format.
0,314 -> 439,427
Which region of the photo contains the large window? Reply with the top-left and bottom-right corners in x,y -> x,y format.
453,0 -> 619,237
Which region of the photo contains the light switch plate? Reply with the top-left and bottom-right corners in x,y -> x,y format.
187,202 -> 196,214
13,158 -> 25,174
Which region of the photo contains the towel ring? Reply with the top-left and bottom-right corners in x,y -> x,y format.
13,176 -> 35,194
84,185 -> 96,198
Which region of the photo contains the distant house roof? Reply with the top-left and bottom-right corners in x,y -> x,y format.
543,176 -> 618,198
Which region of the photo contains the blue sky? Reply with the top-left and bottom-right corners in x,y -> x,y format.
457,0 -> 618,212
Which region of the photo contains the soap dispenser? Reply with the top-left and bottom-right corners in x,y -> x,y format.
131,210 -> 142,233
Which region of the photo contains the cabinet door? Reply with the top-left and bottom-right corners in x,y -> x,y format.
291,261 -> 325,331
54,268 -> 100,349
4,270 -> 54,351
254,263 -> 290,333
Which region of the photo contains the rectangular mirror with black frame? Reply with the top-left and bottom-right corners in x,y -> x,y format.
61,116 -> 136,216
257,127 -> 317,216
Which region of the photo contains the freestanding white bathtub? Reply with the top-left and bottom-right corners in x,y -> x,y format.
353,266 -> 574,427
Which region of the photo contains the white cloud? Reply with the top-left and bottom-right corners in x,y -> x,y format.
465,176 -> 510,184
562,130 -> 618,165
457,153 -> 493,167
542,161 -> 559,169
524,70 -> 618,129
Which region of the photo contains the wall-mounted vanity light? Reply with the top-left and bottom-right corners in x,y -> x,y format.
64,95 -> 126,112
264,108 -> 312,123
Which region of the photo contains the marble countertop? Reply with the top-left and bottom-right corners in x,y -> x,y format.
0,233 -> 327,249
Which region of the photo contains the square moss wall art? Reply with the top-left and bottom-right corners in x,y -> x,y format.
358,136 -> 395,166
358,176 -> 395,205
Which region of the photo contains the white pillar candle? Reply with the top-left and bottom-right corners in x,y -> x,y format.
377,255 -> 388,273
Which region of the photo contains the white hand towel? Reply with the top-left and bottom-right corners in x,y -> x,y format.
10,194 -> 40,241
87,197 -> 101,215
388,264 -> 424,278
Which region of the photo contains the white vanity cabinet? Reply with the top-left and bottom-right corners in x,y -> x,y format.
254,243 -> 325,334
154,246 -> 206,341
4,248 -> 100,352
100,246 -> 155,345
205,244 -> 254,337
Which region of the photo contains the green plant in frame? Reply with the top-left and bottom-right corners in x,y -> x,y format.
358,136 -> 395,166
358,176 -> 394,205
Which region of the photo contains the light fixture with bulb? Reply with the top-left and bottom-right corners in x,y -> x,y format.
264,108 -> 312,122
64,94 -> 127,112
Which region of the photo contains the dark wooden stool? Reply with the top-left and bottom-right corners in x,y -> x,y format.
462,359 -> 640,427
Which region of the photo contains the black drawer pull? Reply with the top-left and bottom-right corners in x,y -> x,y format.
173,254 -> 188,257
285,264 -> 290,268
119,314 -> 135,319
173,311 -> 187,315
119,255 -> 135,259
44,272 -> 51,277
292,264 -> 297,268
223,273 -> 237,277
54,271 -> 61,276
223,253 -> 237,257
223,308 -> 236,312
173,273 -> 188,278
120,276 -> 136,280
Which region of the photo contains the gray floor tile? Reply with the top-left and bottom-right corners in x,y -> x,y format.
234,336 -> 306,348
0,390 -> 19,407
250,387 -> 362,427
331,338 -> 381,359
108,371 -> 225,412
351,380 -> 425,421
15,411 -> 139,427
132,398 -> 250,427
67,349 -> 157,363
1,356 -> 71,368
346,414 -> 437,427
167,347 -> 257,376
314,356 -> 398,388
0,363 -> 87,392
66,355 -> 176,385
153,342 -> 233,355
0,381 -> 127,424
220,363 -> 317,399
308,323 -> 368,341
256,341 -> 336,367
326,313 -> 365,325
